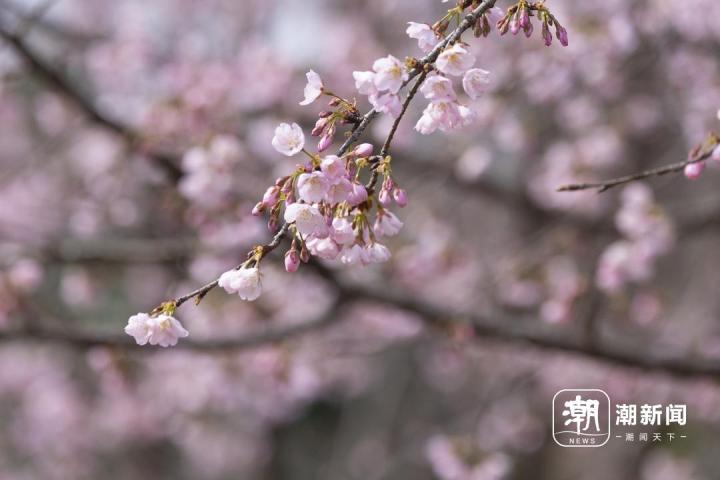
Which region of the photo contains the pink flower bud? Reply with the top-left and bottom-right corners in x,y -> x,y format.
317,133 -> 332,152
262,186 -> 280,207
252,202 -> 264,216
393,188 -> 407,207
712,145 -> 720,163
518,7 -> 529,28
353,143 -> 374,157
556,25 -> 568,46
378,188 -> 392,207
684,161 -> 705,180
312,117 -> 329,137
510,13 -> 520,35
285,249 -> 300,273
542,23 -> 552,46
524,20 -> 533,38
318,110 -> 333,118
347,182 -> 368,206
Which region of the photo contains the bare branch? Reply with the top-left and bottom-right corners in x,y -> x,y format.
0,26 -> 183,181
557,136 -> 718,193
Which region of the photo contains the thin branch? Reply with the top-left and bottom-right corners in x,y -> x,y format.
7,273 -> 720,379
557,142 -> 717,193
340,281 -> 720,380
3,294 -> 346,352
0,26 -> 183,181
381,70 -> 429,157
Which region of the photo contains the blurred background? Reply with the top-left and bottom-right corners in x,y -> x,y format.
1,0 -> 720,478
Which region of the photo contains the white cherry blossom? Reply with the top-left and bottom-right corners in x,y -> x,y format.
299,70 -> 323,105
271,122 -> 305,156
436,44 -> 476,76
218,267 -> 263,301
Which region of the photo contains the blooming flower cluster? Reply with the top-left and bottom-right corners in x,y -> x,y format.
125,0 -> 570,347
596,184 -> 675,293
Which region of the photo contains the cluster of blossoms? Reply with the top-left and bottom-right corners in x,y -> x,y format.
124,0 -> 570,347
351,6 -> 503,135
124,309 -> 189,347
596,184 -> 675,293
496,0 -> 568,47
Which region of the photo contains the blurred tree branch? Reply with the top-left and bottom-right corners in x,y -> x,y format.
6,266 -> 720,380
0,23 -> 183,181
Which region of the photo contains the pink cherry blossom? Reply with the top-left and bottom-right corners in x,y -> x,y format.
218,267 -> 263,301
284,203 -> 328,237
299,70 -> 323,106
372,55 -> 408,94
147,314 -> 190,347
340,244 -> 364,265
369,91 -> 402,118
331,217 -> 356,245
125,313 -> 189,347
420,75 -> 457,103
406,22 -> 440,52
374,210 -> 403,237
347,182 -> 369,206
320,155 -> 346,180
352,70 -> 377,96
436,44 -> 475,76
462,68 -> 491,99
271,122 -> 305,156
306,237 -> 340,260
297,171 -> 330,203
326,177 -> 352,204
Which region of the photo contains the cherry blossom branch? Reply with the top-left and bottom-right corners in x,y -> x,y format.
0,25 -> 183,181
381,70 -> 429,157
9,277 -> 720,379
6,293 -> 346,352
557,134 -> 719,193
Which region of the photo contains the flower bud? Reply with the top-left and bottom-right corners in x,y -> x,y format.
353,143 -> 374,157
393,188 -> 408,207
347,182 -> 368,206
518,7 -> 529,28
285,249 -> 300,273
524,20 -> 533,38
684,161 -> 705,180
556,25 -> 569,46
317,133 -> 333,152
262,186 -> 280,207
318,110 -> 333,118
312,117 -> 329,137
378,188 -> 392,207
510,12 -> 520,35
252,202 -> 264,216
542,23 -> 553,46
